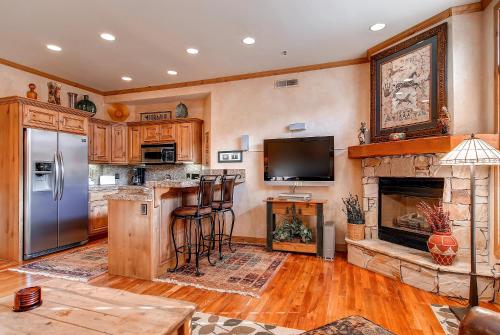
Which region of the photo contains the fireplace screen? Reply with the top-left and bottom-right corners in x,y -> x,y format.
378,177 -> 444,251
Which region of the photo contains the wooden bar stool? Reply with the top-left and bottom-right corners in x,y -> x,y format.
210,174 -> 240,260
169,175 -> 218,276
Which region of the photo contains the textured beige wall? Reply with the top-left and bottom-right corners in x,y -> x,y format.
449,12 -> 493,134
0,63 -> 104,115
105,64 -> 370,244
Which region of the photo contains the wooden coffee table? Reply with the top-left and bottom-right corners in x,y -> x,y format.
0,279 -> 196,334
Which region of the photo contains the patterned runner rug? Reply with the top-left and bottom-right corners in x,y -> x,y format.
156,243 -> 289,297
430,304 -> 460,335
192,312 -> 301,335
10,243 -> 108,282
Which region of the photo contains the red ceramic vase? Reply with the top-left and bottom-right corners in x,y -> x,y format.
427,231 -> 458,266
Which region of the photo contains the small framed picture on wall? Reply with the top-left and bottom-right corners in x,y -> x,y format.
218,150 -> 243,163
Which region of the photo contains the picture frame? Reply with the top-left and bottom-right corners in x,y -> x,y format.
140,111 -> 172,122
370,23 -> 447,143
218,150 -> 243,163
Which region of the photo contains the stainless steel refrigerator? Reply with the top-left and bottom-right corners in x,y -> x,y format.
24,128 -> 89,260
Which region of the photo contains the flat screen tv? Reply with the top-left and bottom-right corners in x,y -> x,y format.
264,136 -> 334,182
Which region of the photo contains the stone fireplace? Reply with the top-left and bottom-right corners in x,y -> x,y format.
361,154 -> 490,263
346,153 -> 499,300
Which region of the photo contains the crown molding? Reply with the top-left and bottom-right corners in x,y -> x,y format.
102,57 -> 369,96
367,2 -> 483,58
482,0 -> 494,10
0,57 -> 103,95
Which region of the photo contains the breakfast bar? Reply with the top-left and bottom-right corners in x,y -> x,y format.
106,178 -> 243,280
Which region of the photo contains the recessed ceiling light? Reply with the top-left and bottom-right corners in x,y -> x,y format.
186,48 -> 199,55
242,37 -> 255,45
167,70 -> 178,75
46,44 -> 62,52
369,23 -> 386,32
121,76 -> 132,81
100,33 -> 116,41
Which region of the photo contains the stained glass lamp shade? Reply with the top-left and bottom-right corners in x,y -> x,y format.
440,134 -> 500,166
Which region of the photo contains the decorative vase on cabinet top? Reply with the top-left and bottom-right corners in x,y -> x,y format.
75,95 -> 97,116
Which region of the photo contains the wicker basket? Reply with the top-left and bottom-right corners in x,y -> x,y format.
347,223 -> 365,240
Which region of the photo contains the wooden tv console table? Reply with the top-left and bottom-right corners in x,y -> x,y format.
265,198 -> 326,257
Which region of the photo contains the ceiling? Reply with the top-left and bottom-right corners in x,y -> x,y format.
0,0 -> 477,92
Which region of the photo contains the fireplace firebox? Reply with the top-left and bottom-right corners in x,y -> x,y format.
378,177 -> 444,251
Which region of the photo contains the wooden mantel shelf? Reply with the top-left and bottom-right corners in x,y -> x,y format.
348,134 -> 499,159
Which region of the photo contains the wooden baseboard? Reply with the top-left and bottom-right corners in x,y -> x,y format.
232,235 -> 348,253
336,243 -> 347,252
88,232 -> 108,242
231,236 -> 266,245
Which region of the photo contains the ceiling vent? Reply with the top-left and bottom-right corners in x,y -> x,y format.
274,78 -> 299,88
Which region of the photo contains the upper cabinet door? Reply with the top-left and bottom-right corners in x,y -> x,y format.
159,123 -> 176,142
111,125 -> 127,164
142,124 -> 160,143
128,126 -> 142,163
176,122 -> 193,162
58,113 -> 88,135
23,106 -> 58,130
92,123 -> 111,163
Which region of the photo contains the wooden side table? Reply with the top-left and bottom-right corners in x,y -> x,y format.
265,198 -> 326,257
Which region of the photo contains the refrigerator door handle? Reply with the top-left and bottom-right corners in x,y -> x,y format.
53,152 -> 59,201
58,151 -> 65,200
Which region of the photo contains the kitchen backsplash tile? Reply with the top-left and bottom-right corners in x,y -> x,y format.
89,164 -> 203,185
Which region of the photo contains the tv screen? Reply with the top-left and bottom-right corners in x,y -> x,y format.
264,136 -> 334,182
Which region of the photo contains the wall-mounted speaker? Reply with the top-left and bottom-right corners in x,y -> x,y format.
241,135 -> 249,151
288,123 -> 306,132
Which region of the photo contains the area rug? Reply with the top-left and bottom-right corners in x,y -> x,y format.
430,304 -> 460,335
156,243 -> 288,297
192,312 -> 301,335
9,244 -> 107,282
300,316 -> 394,335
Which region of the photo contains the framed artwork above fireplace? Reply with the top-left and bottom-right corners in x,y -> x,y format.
370,23 -> 448,143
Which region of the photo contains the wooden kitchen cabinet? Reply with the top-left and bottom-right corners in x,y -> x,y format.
128,126 -> 142,163
142,124 -> 160,143
159,123 -> 176,141
176,122 -> 202,163
110,125 -> 127,164
90,122 -> 111,163
23,105 -> 59,130
58,113 -> 88,135
89,200 -> 108,238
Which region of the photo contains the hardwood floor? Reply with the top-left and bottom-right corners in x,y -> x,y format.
0,242 -> 498,335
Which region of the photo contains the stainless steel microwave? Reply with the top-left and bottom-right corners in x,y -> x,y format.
141,143 -> 176,164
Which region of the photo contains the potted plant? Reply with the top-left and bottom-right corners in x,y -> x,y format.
342,194 -> 365,240
273,205 -> 313,243
417,201 -> 458,266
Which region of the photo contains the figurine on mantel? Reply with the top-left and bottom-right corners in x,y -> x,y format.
26,83 -> 38,100
357,122 -> 369,145
438,106 -> 451,135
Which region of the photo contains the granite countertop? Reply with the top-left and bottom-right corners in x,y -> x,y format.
99,177 -> 245,202
89,185 -> 148,192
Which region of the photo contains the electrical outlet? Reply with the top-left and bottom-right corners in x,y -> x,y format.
115,173 -> 120,180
